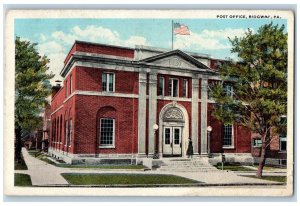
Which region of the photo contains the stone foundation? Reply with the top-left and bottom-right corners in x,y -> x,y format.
48,147 -> 138,165
208,153 -> 254,165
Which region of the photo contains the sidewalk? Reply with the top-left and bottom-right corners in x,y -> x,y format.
19,148 -> 69,186
18,148 -> 285,186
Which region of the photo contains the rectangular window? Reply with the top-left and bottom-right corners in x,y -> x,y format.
100,118 -> 115,146
65,80 -> 68,97
174,128 -> 180,145
223,124 -> 233,147
102,72 -> 114,92
164,128 -> 170,144
168,78 -> 179,97
183,79 -> 188,97
70,75 -> 72,94
224,84 -> 233,97
280,137 -> 287,151
158,76 -> 164,96
68,119 -> 72,147
253,138 -> 262,147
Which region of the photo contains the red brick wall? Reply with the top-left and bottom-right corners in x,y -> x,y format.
74,95 -> 138,154
251,133 -> 286,159
49,94 -> 75,153
75,66 -> 139,94
51,87 -> 65,113
207,103 -> 252,153
64,42 -> 134,65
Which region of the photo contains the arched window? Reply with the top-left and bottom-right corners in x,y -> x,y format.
65,119 -> 68,146
96,106 -> 117,148
59,115 -> 62,143
68,118 -> 72,147
53,119 -> 56,143
56,118 -> 59,143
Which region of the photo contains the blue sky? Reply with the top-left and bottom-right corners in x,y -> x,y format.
15,18 -> 287,83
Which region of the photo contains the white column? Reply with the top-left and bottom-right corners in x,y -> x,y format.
191,77 -> 199,155
148,73 -> 157,157
138,72 -> 147,156
200,77 -> 208,155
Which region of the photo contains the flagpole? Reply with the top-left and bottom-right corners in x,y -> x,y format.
171,20 -> 174,50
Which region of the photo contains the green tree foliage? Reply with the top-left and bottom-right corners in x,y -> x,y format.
15,37 -> 54,161
210,23 -> 287,177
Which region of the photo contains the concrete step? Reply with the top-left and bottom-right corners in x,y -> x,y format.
158,158 -> 217,172
159,168 -> 218,172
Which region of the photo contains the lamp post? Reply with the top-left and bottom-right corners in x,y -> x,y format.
153,124 -> 159,159
207,126 -> 212,155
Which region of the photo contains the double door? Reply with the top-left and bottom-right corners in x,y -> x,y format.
163,127 -> 182,156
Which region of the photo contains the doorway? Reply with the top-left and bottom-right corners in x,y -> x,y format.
163,127 -> 182,156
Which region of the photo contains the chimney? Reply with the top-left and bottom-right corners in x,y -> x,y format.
51,80 -> 62,98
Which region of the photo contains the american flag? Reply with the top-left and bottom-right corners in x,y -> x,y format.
173,22 -> 190,35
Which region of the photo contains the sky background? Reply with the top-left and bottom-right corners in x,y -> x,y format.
15,18 -> 287,84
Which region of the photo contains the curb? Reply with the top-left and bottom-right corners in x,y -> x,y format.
32,182 -> 286,188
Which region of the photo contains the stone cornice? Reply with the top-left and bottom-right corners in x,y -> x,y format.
60,51 -> 219,79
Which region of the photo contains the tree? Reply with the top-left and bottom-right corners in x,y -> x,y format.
15,37 -> 54,161
210,23 -> 287,178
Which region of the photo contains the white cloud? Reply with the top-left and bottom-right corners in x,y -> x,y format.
123,36 -> 148,47
174,28 -> 251,51
201,28 -> 249,39
38,41 -> 65,55
46,52 -> 65,83
52,25 -> 150,48
39,34 -> 47,42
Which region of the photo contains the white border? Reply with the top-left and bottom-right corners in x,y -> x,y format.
4,9 -> 294,197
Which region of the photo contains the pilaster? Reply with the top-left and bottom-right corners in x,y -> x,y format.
200,77 -> 208,155
191,77 -> 199,155
138,72 -> 147,156
148,73 -> 157,156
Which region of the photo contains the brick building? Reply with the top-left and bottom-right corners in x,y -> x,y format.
49,40 -> 286,166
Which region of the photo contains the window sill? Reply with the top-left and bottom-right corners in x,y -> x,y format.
222,146 -> 235,149
99,146 -> 115,149
102,91 -> 115,93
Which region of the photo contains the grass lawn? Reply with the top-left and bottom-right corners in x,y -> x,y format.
14,154 -> 28,170
62,173 -> 199,185
28,150 -> 146,170
253,165 -> 284,171
14,173 -> 32,186
245,175 -> 286,183
214,163 -> 256,172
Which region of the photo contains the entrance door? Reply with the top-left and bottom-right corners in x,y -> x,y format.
163,127 -> 182,156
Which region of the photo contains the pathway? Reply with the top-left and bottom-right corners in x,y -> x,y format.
16,148 -> 69,186
16,148 -> 285,186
